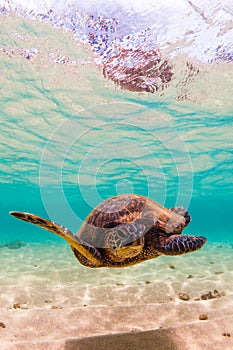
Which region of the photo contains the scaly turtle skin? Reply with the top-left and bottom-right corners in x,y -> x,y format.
10,194 -> 207,268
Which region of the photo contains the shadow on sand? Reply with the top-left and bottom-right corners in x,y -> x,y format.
65,328 -> 181,350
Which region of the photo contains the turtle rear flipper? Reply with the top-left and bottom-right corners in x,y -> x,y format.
158,234 -> 207,255
9,211 -> 103,267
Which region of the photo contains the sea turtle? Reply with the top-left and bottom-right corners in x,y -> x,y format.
10,194 -> 207,268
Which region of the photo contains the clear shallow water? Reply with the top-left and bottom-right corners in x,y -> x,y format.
0,2 -> 232,249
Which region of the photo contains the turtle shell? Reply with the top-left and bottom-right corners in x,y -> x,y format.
77,194 -> 186,249
86,194 -> 146,228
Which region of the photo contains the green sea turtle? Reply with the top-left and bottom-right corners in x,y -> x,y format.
10,194 -> 207,268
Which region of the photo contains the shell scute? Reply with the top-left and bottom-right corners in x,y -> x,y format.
85,194 -> 146,229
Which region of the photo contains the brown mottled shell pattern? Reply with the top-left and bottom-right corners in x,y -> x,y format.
86,195 -> 146,228
77,194 -> 186,246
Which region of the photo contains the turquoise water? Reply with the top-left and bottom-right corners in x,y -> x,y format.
0,5 -> 233,250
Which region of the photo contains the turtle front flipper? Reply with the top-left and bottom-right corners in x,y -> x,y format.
10,211 -> 103,267
158,234 -> 207,256
105,223 -> 145,263
170,206 -> 191,227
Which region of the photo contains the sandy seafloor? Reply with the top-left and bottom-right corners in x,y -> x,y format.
1,241 -> 233,349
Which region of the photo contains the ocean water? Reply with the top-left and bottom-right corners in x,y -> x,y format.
0,3 -> 233,342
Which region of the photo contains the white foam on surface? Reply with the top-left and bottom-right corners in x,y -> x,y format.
1,0 -> 232,62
